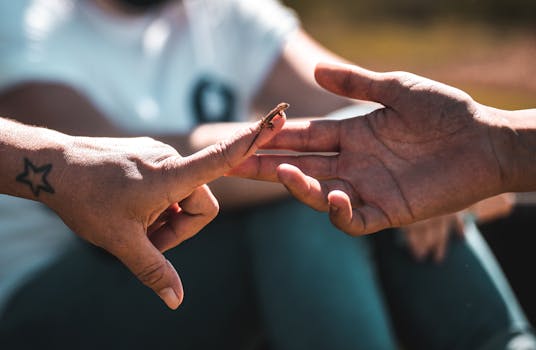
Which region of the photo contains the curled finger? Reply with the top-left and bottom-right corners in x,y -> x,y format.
150,185 -> 219,252
328,191 -> 391,235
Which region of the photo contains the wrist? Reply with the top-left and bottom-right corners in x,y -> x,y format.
0,118 -> 70,204
483,106 -> 536,193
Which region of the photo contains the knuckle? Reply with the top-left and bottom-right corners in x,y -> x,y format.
137,136 -> 157,144
154,140 -> 177,154
207,197 -> 220,219
384,71 -> 416,90
136,260 -> 168,288
163,143 -> 180,156
199,186 -> 220,219
213,140 -> 235,170
383,72 -> 405,90
389,70 -> 413,81
379,71 -> 417,105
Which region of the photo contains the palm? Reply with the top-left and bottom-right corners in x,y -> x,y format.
230,63 -> 505,235
326,75 -> 502,233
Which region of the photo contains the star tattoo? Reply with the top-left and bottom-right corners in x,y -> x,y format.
16,157 -> 55,197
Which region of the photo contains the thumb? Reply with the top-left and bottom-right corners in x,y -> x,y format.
314,62 -> 401,107
169,106 -> 287,192
110,234 -> 184,310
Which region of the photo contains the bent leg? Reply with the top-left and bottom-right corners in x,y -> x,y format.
245,199 -> 397,350
374,217 -> 536,350
0,212 -> 260,350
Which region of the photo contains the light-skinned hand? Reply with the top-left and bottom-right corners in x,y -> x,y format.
24,112 -> 286,309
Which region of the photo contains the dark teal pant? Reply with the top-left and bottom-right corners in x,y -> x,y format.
0,199 -> 533,349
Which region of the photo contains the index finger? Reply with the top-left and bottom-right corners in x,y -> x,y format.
177,108 -> 287,189
259,119 -> 342,152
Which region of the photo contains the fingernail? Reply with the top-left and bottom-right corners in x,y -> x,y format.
158,287 -> 180,310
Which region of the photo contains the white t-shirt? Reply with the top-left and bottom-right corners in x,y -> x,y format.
0,0 -> 298,314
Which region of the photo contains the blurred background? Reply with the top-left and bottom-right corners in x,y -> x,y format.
283,0 -> 536,325
283,0 -> 536,110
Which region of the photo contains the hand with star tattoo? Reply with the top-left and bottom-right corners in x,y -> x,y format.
15,157 -> 55,196
0,112 -> 285,309
230,62 -> 536,236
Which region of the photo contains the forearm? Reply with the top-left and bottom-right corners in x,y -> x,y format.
0,118 -> 67,204
0,83 -> 195,154
253,30 -> 354,118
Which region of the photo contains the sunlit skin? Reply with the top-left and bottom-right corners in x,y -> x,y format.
0,112 -> 285,309
231,62 -> 536,236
